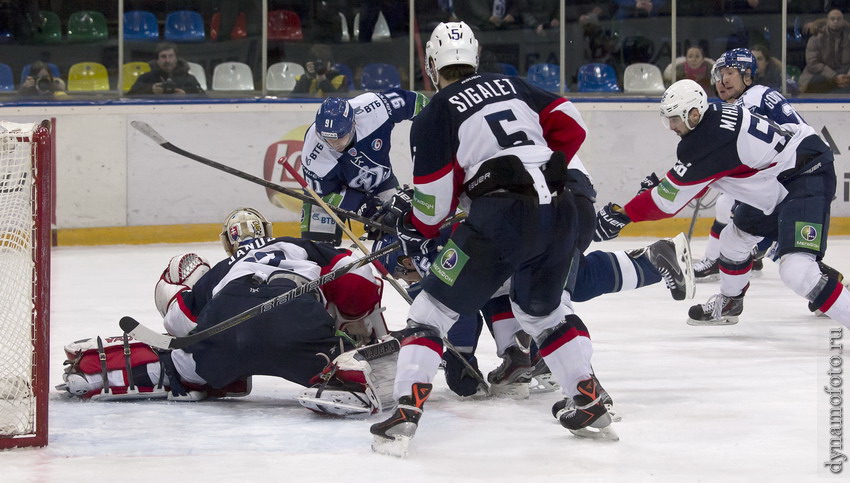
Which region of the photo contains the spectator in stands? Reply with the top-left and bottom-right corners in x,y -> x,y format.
751,43 -> 783,89
613,0 -> 668,19
515,0 -> 559,35
663,45 -> 714,91
800,8 -> 850,93
292,44 -> 349,97
127,42 -> 205,96
18,61 -> 66,99
453,0 -> 521,31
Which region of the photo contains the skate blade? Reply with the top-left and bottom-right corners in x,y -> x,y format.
296,395 -> 372,416
694,274 -> 720,283
568,414 -> 620,441
371,434 -> 412,458
605,404 -> 622,423
671,233 -> 696,300
686,315 -> 739,326
489,381 -> 530,399
529,374 -> 560,394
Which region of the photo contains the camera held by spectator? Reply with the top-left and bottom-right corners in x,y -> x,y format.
160,79 -> 177,94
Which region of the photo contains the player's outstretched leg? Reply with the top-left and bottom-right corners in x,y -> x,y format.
370,382 -> 432,458
553,376 -> 619,441
645,232 -> 695,301
687,284 -> 748,326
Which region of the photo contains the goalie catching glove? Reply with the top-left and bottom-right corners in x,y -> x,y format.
593,203 -> 631,242
154,253 -> 210,317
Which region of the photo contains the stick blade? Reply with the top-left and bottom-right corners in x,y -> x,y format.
130,120 -> 168,145
119,316 -> 175,350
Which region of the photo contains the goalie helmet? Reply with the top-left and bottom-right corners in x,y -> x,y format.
315,97 -> 355,141
660,79 -> 708,131
425,21 -> 479,88
714,48 -> 757,83
220,207 -> 273,256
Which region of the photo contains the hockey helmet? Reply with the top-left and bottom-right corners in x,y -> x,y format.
425,21 -> 479,87
660,79 -> 708,131
220,207 -> 273,256
713,48 -> 757,84
315,97 -> 355,141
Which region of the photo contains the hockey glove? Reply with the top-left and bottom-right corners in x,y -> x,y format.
637,172 -> 660,195
357,196 -> 386,240
372,187 -> 414,228
396,214 -> 435,257
443,351 -> 484,397
593,203 -> 631,241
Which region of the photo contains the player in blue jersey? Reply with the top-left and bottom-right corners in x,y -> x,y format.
299,90 -> 428,244
594,79 -> 850,328
369,22 -> 619,457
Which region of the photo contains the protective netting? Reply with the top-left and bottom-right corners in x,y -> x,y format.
0,122 -> 37,438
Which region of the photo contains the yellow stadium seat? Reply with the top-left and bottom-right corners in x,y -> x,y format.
122,62 -> 151,92
67,62 -> 110,91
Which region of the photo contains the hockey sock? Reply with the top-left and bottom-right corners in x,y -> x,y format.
718,254 -> 752,297
571,251 -> 659,302
820,286 -> 850,328
705,221 -> 726,260
536,315 -> 593,398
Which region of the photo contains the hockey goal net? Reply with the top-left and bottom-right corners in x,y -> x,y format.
0,120 -> 52,449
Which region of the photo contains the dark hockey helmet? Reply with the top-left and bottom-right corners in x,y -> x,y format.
220,207 -> 273,256
372,233 -> 407,279
713,48 -> 757,84
315,97 -> 355,141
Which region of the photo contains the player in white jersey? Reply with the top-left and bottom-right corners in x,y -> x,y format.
594,79 -> 850,328
300,90 -> 427,244
369,22 -> 617,457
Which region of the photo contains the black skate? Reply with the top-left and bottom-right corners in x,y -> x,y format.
687,287 -> 746,326
646,232 -> 695,300
487,345 -> 532,399
694,257 -> 720,283
553,377 -> 618,441
370,383 -> 432,458
528,355 -> 560,394
551,374 -> 620,422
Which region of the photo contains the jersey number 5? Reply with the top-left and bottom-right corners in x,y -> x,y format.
485,110 -> 533,148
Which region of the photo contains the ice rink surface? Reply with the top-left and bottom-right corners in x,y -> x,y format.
2,237 -> 848,482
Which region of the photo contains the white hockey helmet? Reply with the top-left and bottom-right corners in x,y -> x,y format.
220,207 -> 273,256
660,79 -> 708,131
425,21 -> 479,87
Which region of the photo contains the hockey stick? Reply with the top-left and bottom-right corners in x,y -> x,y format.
130,120 -> 395,234
687,197 -> 702,242
282,161 -> 414,305
120,240 -> 402,350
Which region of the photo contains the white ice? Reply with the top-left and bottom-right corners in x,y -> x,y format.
2,237 -> 848,481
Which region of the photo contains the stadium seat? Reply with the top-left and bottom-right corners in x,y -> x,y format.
266,62 -> 304,91
361,63 -> 401,90
67,62 -> 110,91
122,62 -> 151,92
124,10 -> 159,41
210,11 -> 247,41
187,62 -> 207,91
67,11 -> 108,43
32,11 -> 62,44
268,10 -> 303,41
498,63 -> 519,76
577,63 -> 620,92
526,63 -> 561,92
332,63 -> 355,90
340,12 -> 350,42
20,63 -> 61,85
165,11 -> 205,42
623,63 -> 664,95
353,11 -> 391,42
212,62 -> 254,90
0,63 -> 14,91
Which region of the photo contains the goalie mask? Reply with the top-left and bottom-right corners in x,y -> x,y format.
220,207 -> 273,256
425,21 -> 479,88
660,79 -> 708,131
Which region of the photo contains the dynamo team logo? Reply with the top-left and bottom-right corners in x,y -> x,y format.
800,224 -> 818,242
372,139 -> 383,151
440,249 -> 459,270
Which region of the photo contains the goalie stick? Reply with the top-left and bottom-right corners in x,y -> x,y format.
120,240 -> 402,350
130,120 -> 395,234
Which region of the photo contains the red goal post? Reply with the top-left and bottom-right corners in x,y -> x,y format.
0,120 -> 52,449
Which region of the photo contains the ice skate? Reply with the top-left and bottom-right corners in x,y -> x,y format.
528,355 -> 560,394
297,385 -> 373,416
646,232 -> 695,300
693,257 -> 720,283
687,290 -> 745,326
551,374 -> 620,422
487,345 -> 532,399
370,383 -> 432,458
554,377 -> 619,441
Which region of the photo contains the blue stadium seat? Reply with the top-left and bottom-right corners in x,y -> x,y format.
332,63 -> 355,90
577,63 -> 620,92
360,63 -> 401,90
498,63 -> 519,76
124,10 -> 159,41
0,63 -> 14,91
165,10 -> 205,42
20,63 -> 61,85
526,63 -> 562,92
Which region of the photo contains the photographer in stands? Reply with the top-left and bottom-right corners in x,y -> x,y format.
292,44 -> 349,97
127,42 -> 205,96
18,61 -> 67,99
